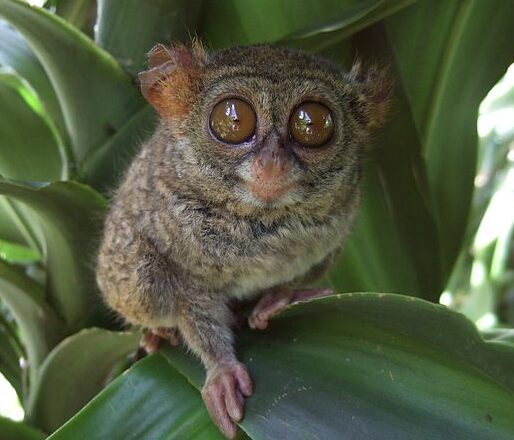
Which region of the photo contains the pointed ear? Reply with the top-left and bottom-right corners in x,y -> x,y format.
349,60 -> 393,129
138,41 -> 206,118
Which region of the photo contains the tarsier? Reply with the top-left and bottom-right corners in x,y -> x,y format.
96,41 -> 391,438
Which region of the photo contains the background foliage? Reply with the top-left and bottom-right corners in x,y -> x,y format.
0,0 -> 513,439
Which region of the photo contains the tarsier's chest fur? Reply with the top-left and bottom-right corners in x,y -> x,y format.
152,194 -> 351,298
100,141 -> 356,318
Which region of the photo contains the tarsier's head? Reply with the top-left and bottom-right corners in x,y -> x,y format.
139,42 -> 392,214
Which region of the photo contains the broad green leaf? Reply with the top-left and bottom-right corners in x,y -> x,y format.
330,31 -> 442,299
81,105 -> 156,193
26,328 -> 140,433
0,179 -> 107,328
0,0 -> 145,167
0,68 -> 64,181
385,0 -> 514,281
0,416 -> 45,440
96,0 -> 203,75
316,24 -> 441,299
201,0 -> 359,48
0,259 -> 64,388
281,0 -> 418,52
0,19 -> 68,148
44,0 -> 96,37
47,355 -> 229,440
163,294 -> 514,439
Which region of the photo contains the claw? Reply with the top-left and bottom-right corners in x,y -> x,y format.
202,362 -> 253,439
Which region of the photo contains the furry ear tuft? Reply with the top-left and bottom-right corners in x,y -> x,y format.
138,41 -> 206,118
349,60 -> 393,129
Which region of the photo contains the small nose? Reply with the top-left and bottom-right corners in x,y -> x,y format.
252,134 -> 292,182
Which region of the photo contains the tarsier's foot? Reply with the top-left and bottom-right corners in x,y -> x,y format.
140,326 -> 181,353
202,362 -> 253,439
248,287 -> 333,330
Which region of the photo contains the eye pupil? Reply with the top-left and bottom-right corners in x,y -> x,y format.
290,102 -> 334,147
210,99 -> 256,144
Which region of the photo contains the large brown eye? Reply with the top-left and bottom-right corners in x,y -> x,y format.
209,98 -> 257,144
290,102 -> 334,147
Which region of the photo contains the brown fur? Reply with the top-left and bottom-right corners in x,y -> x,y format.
96,42 -> 391,437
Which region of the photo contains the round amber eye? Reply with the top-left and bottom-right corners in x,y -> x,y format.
290,102 -> 334,147
209,98 -> 257,144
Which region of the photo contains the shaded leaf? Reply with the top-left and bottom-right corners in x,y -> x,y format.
0,0 -> 145,167
47,355 -> 230,440
0,19 -> 68,148
26,328 -> 140,433
0,178 -> 107,328
81,105 -> 156,193
200,0 -> 355,49
164,294 -> 514,440
0,312 -> 23,397
0,68 -> 64,181
45,0 -> 96,37
281,0 -> 418,52
0,259 -> 63,388
385,0 -> 514,280
96,0 -> 203,75
0,416 -> 45,440
331,34 -> 442,299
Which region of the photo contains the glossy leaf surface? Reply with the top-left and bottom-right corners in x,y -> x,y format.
47,355 -> 231,440
164,294 -> 514,440
27,328 -> 140,433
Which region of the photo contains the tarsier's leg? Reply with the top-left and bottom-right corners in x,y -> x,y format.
177,299 -> 252,439
248,287 -> 333,330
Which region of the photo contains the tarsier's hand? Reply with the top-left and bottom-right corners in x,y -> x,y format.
249,287 -> 334,330
202,362 -> 253,439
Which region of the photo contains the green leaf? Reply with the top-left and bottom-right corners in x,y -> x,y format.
385,0 -> 514,280
0,68 -> 64,181
163,294 -> 514,439
200,0 -> 358,48
26,328 -> 140,433
0,198 -> 28,245
47,355 -> 230,440
0,19 -> 68,148
0,179 -> 107,328
0,238 -> 39,264
81,105 -> 156,192
0,0 -> 145,168
330,34 -> 442,299
0,312 -> 23,397
96,0 -> 203,75
44,0 -> 96,37
0,416 -> 45,440
281,0 -> 418,52
0,259 -> 64,389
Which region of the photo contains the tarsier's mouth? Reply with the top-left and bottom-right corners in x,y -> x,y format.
246,180 -> 296,202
